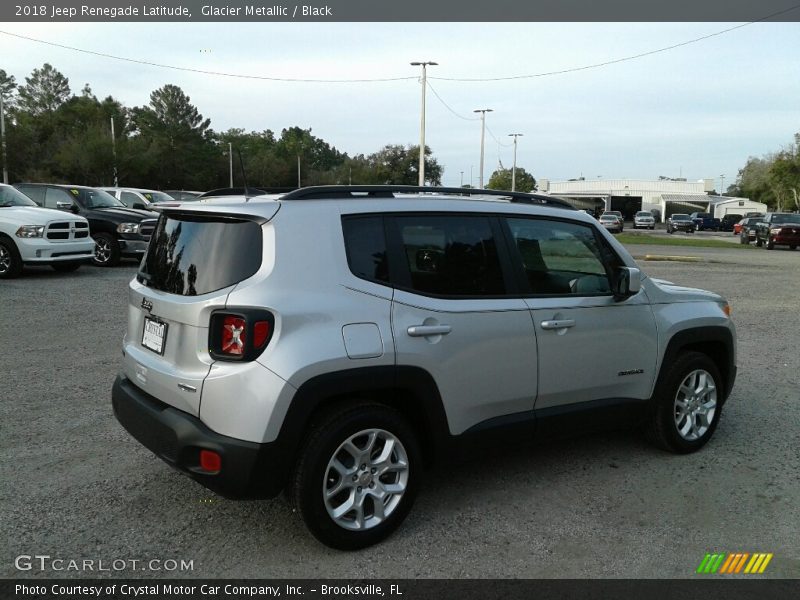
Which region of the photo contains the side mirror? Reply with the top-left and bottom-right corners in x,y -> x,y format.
56,201 -> 71,210
613,267 -> 641,301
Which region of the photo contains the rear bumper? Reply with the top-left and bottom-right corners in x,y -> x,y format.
112,374 -> 284,498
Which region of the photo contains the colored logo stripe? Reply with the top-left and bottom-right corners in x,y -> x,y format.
698,553 -> 773,574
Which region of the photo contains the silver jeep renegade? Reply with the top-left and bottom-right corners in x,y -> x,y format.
113,185 -> 736,549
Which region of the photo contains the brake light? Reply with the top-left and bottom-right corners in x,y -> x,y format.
253,321 -> 271,349
209,309 -> 274,361
221,316 -> 246,356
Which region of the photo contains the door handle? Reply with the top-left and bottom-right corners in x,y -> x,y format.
541,319 -> 576,330
407,325 -> 452,337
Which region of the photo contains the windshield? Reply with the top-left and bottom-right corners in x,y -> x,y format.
0,186 -> 38,207
636,211 -> 651,217
75,188 -> 126,209
141,191 -> 175,204
772,214 -> 800,224
672,214 -> 690,221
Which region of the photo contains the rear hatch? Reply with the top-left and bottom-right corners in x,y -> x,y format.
122,207 -> 278,416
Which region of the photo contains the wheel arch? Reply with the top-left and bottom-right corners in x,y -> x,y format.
266,365 -> 449,494
657,326 -> 736,402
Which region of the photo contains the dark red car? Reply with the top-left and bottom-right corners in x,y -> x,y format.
754,213 -> 800,250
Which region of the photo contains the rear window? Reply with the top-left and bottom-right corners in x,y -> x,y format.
138,214 -> 262,296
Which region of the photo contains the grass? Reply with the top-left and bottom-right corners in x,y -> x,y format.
615,232 -> 754,249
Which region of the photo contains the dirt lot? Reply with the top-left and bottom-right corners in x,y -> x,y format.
1,244 -> 798,578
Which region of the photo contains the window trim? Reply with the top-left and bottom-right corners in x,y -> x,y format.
499,214 -> 622,299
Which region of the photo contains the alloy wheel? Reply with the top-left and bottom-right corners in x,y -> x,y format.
0,244 -> 10,274
674,369 -> 717,441
94,238 -> 111,263
323,428 -> 409,531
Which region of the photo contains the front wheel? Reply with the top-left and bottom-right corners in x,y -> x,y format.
293,403 -> 421,550
740,233 -> 749,244
667,227 -> 673,234
755,236 -> 763,247
765,236 -> 774,250
646,352 -> 723,453
92,233 -> 121,267
0,238 -> 23,279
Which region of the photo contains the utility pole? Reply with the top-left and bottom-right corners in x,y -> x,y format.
228,142 -> 233,187
460,171 -> 464,187
508,133 -> 523,191
411,61 -> 437,186
110,117 -> 118,187
473,108 -> 493,188
1,92 -> 8,184
720,174 -> 725,197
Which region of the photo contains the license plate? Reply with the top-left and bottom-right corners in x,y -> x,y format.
142,316 -> 168,355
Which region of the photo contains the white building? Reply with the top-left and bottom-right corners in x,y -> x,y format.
538,178 -> 766,221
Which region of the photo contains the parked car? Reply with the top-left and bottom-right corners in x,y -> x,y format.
736,217 -> 764,244
689,212 -> 721,231
753,212 -> 800,250
599,213 -> 623,233
15,183 -> 158,267
666,214 -> 696,234
0,184 -> 94,278
601,211 -> 624,231
719,214 -> 743,233
101,187 -> 174,211
633,211 -> 655,230
113,185 -> 736,550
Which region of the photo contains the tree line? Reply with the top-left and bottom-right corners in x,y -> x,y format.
0,63 -> 458,191
729,133 -> 800,211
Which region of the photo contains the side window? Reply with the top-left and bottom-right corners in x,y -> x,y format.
120,191 -> 139,207
44,187 -> 76,210
342,216 -> 390,284
394,215 -> 505,297
16,185 -> 45,206
506,217 -> 615,296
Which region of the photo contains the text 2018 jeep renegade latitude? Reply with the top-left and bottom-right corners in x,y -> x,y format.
113,185 -> 736,549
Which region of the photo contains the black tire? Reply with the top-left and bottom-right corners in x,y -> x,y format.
646,351 -> 723,454
0,237 -> 23,279
92,233 -> 121,267
755,236 -> 763,247
791,245 -> 797,250
765,236 -> 774,250
650,226 -> 655,230
293,403 -> 421,550
52,261 -> 81,272
667,227 -> 673,234
740,233 -> 748,245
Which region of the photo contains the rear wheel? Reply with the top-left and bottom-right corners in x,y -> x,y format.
0,237 -> 23,279
52,261 -> 81,272
755,235 -> 763,247
293,403 -> 421,550
92,233 -> 121,267
646,352 -> 723,453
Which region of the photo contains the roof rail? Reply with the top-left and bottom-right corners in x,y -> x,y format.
279,185 -> 576,209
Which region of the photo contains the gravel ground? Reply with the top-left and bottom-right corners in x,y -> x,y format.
1,245 -> 798,579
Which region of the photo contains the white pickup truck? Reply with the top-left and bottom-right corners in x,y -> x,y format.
0,184 -> 95,278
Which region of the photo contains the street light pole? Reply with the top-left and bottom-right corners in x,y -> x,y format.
508,133 -> 523,191
720,174 -> 725,196
411,61 -> 437,186
460,171 -> 464,187
229,142 -> 233,187
473,108 -> 493,188
1,92 -> 10,184
110,117 -> 118,186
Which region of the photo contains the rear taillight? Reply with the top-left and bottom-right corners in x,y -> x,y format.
209,309 -> 274,361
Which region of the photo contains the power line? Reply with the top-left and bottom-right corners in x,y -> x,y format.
0,29 -> 416,84
428,5 -> 800,82
1,6 -> 797,85
425,81 -> 479,120
485,124 -> 513,148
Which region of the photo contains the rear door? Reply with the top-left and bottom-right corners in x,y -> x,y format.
389,213 -> 538,436
502,216 -> 658,410
123,210 -> 273,416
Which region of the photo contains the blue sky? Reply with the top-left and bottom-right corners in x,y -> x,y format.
1,21 -> 799,187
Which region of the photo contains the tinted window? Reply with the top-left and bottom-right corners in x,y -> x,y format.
139,214 -> 262,296
73,188 -> 125,209
44,187 -> 76,209
120,191 -> 140,206
342,216 -> 389,284
506,218 -> 612,295
394,215 -> 505,297
0,186 -> 37,207
15,185 -> 45,206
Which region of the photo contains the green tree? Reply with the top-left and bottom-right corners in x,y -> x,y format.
487,167 -> 537,192
349,144 -> 441,185
769,141 -> 800,211
17,63 -> 71,116
0,68 -> 16,104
